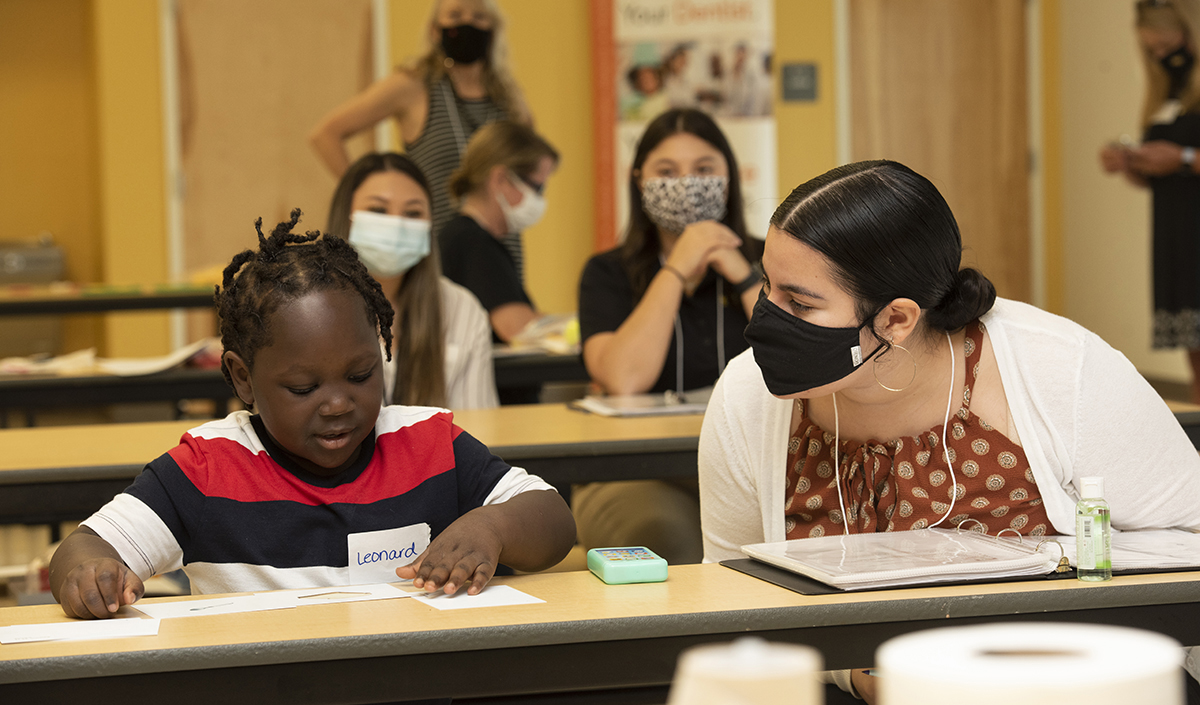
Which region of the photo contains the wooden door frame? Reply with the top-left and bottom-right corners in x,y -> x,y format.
833,0 -> 1046,309
155,0 -> 392,350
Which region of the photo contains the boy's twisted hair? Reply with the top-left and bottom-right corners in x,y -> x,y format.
215,209 -> 394,390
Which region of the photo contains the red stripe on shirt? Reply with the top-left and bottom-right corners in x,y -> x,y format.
167,411 -> 460,506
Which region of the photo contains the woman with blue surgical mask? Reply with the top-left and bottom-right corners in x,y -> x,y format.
327,152 -> 498,410
571,109 -> 763,565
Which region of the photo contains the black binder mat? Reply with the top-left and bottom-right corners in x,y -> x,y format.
720,558 -> 1076,595
721,558 -> 1200,595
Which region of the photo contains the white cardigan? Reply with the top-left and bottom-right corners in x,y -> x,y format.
699,298 -> 1200,563
383,277 -> 498,410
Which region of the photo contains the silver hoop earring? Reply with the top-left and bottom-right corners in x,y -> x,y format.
873,342 -> 917,392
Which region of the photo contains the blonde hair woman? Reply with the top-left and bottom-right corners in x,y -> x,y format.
310,0 -> 531,240
440,121 -> 558,345
1100,0 -> 1200,401
328,152 -> 498,410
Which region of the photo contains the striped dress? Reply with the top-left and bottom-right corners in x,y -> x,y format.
405,75 -> 525,282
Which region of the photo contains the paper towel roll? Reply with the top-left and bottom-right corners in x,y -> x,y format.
666,637 -> 822,705
878,622 -> 1183,705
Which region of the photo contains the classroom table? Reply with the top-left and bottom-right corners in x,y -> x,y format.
1,564 -> 1198,703
0,403 -> 703,525
0,283 -> 215,316
0,352 -> 587,421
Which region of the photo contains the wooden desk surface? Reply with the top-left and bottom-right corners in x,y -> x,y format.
0,283 -> 215,316
0,403 -> 703,480
2,564 -> 1199,701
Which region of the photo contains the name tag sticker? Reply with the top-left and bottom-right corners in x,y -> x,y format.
348,523 -> 431,585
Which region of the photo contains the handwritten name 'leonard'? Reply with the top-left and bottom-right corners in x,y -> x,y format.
356,541 -> 420,565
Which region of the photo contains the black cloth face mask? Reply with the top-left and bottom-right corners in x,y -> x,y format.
744,296 -> 885,396
1161,44 -> 1195,99
441,24 -> 493,65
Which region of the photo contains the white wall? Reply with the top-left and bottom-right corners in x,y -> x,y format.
1059,0 -> 1189,382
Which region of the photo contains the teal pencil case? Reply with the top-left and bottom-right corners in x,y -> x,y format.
587,546 -> 668,585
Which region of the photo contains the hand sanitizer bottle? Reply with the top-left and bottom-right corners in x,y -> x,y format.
1076,476 -> 1112,582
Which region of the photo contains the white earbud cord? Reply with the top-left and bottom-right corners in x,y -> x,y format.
832,392 -> 849,535
928,331 -> 957,528
833,331 -> 958,535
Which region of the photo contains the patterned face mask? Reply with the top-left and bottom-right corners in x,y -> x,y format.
640,175 -> 728,234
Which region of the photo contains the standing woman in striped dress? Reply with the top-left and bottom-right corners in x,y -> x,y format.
309,0 -> 532,272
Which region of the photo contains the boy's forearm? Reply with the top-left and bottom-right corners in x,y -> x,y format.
489,490 -> 577,572
48,527 -> 122,600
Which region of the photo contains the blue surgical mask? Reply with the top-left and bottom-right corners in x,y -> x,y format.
348,211 -> 431,278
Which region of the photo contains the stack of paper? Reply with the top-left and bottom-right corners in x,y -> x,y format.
570,388 -> 712,417
741,528 -> 1062,591
1057,530 -> 1200,571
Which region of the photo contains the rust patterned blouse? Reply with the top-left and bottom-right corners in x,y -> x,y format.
784,321 -> 1052,539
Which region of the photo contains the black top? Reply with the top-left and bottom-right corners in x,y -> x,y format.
1146,111 -> 1200,319
578,248 -> 751,393
1145,110 -> 1200,349
439,214 -> 533,313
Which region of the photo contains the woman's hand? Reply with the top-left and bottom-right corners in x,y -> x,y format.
665,221 -> 743,291
1099,143 -> 1131,174
850,669 -> 880,704
1128,140 -> 1189,177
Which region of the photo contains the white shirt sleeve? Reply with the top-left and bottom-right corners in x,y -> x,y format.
700,351 -> 775,562
441,278 -> 500,410
81,493 -> 184,580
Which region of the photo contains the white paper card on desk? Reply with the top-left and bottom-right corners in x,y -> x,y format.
741,528 -> 1061,591
0,617 -> 160,644
133,594 -> 289,619
255,583 -> 417,609
570,387 -> 712,417
412,584 -> 545,611
347,523 -> 430,585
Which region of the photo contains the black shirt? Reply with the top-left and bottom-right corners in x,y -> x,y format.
439,214 -> 532,313
578,248 -> 751,393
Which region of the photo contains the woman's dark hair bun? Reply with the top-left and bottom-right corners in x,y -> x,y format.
925,267 -> 996,332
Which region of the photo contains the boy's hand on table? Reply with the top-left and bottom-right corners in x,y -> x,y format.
395,511 -> 503,596
58,557 -> 144,619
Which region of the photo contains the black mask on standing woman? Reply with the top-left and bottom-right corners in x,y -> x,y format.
441,24 -> 493,65
1161,44 -> 1195,99
744,296 -> 885,396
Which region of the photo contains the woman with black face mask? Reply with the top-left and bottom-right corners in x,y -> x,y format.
701,161 -> 1200,704
311,0 -> 531,245
1100,0 -> 1200,401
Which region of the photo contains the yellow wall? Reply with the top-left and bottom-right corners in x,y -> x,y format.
774,0 -> 839,194
0,0 -> 104,353
92,0 -> 171,357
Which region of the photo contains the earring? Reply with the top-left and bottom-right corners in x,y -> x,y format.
443,56 -> 455,69
873,339 -> 917,392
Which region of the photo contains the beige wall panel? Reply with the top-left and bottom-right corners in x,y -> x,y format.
1057,0 -> 1188,382
850,0 -> 1030,302
176,0 -> 374,276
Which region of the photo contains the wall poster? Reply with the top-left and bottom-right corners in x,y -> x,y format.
593,0 -> 777,250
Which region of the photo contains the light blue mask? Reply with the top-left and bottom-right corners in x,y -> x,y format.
348,211 -> 431,278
